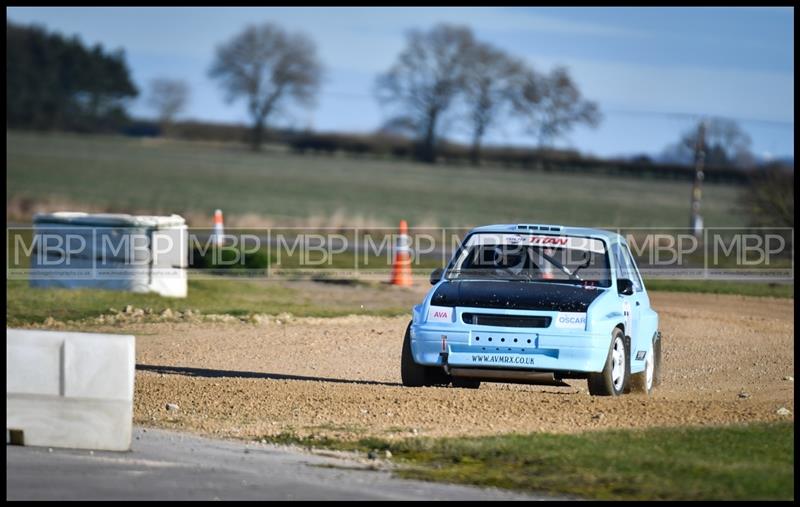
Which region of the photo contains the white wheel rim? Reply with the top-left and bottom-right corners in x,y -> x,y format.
611,336 -> 625,391
645,346 -> 654,391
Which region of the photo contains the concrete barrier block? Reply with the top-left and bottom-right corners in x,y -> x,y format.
6,329 -> 135,451
30,212 -> 188,298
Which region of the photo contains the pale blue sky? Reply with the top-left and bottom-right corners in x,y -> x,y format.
6,7 -> 795,159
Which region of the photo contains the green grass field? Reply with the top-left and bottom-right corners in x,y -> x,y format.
266,422 -> 794,500
7,130 -> 751,228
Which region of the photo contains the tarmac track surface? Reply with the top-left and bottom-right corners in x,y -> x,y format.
6,427 -> 549,500
125,291 -> 795,441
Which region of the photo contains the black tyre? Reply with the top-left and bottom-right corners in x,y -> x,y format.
451,377 -> 481,389
588,327 -> 630,396
401,322 -> 450,387
630,332 -> 661,395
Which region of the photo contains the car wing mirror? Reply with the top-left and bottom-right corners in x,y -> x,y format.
430,267 -> 444,285
617,278 -> 634,296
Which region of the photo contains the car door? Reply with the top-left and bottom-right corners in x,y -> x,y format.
613,241 -> 648,365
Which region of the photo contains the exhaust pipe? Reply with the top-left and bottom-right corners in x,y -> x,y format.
448,367 -> 570,387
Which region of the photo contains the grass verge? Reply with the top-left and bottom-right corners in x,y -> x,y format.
260,422 -> 794,500
646,279 -> 794,298
5,278 -> 413,326
6,277 -> 792,326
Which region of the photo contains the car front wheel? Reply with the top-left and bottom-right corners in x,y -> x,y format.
588,328 -> 630,396
401,322 -> 450,387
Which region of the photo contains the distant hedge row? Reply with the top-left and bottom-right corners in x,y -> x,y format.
124,119 -> 753,184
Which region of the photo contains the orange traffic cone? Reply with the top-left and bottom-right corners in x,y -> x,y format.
213,209 -> 225,246
390,220 -> 413,286
541,248 -> 555,279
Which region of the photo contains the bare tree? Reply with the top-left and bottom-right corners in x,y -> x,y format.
462,42 -> 527,165
375,24 -> 474,163
147,78 -> 190,133
209,23 -> 322,151
516,66 -> 601,147
664,117 -> 755,168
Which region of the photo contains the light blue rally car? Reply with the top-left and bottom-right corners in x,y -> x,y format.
402,224 -> 662,396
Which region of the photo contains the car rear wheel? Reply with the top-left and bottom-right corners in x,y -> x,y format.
401,322 -> 450,387
588,327 -> 630,396
630,332 -> 661,395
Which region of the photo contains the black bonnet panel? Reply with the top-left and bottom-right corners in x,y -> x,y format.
431,281 -> 603,313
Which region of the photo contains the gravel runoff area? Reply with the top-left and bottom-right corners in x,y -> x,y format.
48,291 -> 795,441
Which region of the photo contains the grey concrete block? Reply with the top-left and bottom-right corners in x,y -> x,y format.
6,329 -> 135,451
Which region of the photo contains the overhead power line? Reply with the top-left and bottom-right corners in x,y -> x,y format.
321,89 -> 794,129
603,107 -> 794,129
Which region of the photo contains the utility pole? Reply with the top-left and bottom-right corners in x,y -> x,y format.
690,120 -> 706,239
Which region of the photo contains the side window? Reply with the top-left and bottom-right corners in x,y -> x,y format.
612,244 -> 629,282
620,244 -> 644,292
